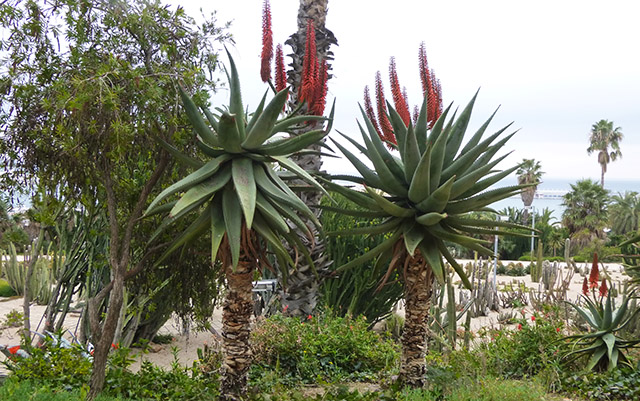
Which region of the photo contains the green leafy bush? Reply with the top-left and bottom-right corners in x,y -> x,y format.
477,308 -> 565,379
561,368 -> 640,400
0,279 -> 17,297
250,312 -> 399,384
0,378 -> 123,401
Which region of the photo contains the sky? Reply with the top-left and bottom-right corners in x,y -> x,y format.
180,0 -> 640,186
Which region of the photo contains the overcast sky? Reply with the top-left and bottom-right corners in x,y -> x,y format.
182,0 -> 640,185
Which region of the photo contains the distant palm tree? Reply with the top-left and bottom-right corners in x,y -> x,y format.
609,191 -> 640,236
562,179 -> 610,250
587,120 -> 623,188
516,159 -> 544,223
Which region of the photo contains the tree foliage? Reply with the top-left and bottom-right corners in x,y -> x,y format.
587,119 -> 623,187
562,179 -> 610,250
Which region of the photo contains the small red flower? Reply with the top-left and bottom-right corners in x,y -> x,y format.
599,279 -> 608,297
531,316 -> 536,322
589,253 -> 600,289
556,327 -> 561,333
517,324 -> 522,330
307,314 -> 313,320
283,304 -> 289,312
8,345 -> 20,354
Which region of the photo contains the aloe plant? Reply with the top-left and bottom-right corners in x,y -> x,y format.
327,90 -> 530,387
564,290 -> 640,371
146,50 -> 331,399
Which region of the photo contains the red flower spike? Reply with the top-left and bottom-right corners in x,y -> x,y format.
300,19 -> 318,107
364,86 -> 382,138
517,323 -> 522,330
274,44 -> 287,92
599,279 -> 608,297
582,276 -> 589,296
389,57 -> 411,125
412,105 -> 419,125
311,59 -> 328,116
589,253 -> 600,289
260,0 -> 273,83
374,71 -> 395,144
418,42 -> 431,99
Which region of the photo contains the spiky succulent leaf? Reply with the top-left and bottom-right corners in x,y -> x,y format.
329,91 -> 529,289
147,53 -> 331,270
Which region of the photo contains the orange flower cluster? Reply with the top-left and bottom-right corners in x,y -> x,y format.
299,20 -> 328,116
260,0 -> 273,83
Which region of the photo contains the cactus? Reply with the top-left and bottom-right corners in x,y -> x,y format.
5,242 -> 25,296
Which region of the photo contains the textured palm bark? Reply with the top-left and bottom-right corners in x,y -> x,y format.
279,0 -> 337,318
398,251 -> 434,388
220,259 -> 256,400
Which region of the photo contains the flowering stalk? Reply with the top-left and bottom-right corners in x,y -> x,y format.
260,0 -> 273,83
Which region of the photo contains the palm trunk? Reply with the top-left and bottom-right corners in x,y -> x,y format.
398,251 -> 434,387
220,259 -> 256,400
279,0 -> 337,318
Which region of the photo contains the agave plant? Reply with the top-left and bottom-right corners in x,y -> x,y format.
145,51 -> 331,398
326,91 -> 530,387
564,289 -> 640,371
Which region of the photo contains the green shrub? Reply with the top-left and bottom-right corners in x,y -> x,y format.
0,378 -> 123,401
0,279 -> 17,297
561,368 -> 640,400
476,308 -> 565,379
250,311 -> 399,385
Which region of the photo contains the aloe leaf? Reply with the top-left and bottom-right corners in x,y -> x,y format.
243,88 -> 289,149
156,136 -> 203,169
402,123 -> 421,184
408,142 -> 433,203
334,230 -> 402,273
385,101 -> 408,154
271,155 -> 328,196
155,205 -> 211,265
443,90 -> 478,166
245,90 -> 268,135
260,128 -> 328,156
415,212 -> 448,227
403,223 -> 424,257
328,217 -> 401,237
146,155 -> 231,214
217,112 -> 244,153
365,186 -> 414,218
436,240 -> 472,289
416,175 -> 456,213
222,186 -> 242,269
458,106 -> 499,156
319,205 -> 388,218
178,85 -> 219,147
450,158 -> 514,199
358,121 -> 408,196
272,115 -> 328,133
418,240 -> 444,285
586,347 -> 607,371
209,198 -> 226,265
252,214 -> 294,268
255,192 -> 289,234
201,106 -> 219,133
170,166 -> 231,218
445,185 -> 524,215
224,49 -> 246,140
231,158 -> 256,228
428,105 -> 452,193
414,95 -> 428,154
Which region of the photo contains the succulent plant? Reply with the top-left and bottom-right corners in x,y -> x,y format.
564,290 -> 640,371
326,91 -> 530,386
145,50 -> 332,398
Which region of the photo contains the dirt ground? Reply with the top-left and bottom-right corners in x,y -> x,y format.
0,260 -> 630,377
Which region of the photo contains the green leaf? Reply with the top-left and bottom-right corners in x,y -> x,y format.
271,155 -> 328,196
428,105 -> 452,193
217,112 -> 244,153
402,123 -> 421,184
232,158 -> 256,229
443,90 -> 478,166
243,88 -> 289,149
418,240 -> 444,285
210,197 -> 226,265
156,136 -> 203,169
328,217 -> 401,236
255,191 -> 289,234
146,154 -> 231,214
358,121 -> 408,196
408,142 -> 433,203
245,90 -> 268,134
260,128 -> 328,156
415,175 -> 456,213
179,85 -> 219,147
365,186 -> 414,218
222,185 -> 242,269
334,230 -> 402,273
403,223 -> 424,257
170,166 -> 231,218
436,240 -> 472,289
225,49 -> 246,140
155,205 -> 212,266
331,136 -> 385,190
415,212 -> 448,226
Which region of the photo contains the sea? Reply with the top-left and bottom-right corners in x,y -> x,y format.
491,178 -> 640,222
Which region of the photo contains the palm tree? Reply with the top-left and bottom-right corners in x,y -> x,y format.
609,191 -> 640,236
328,91 -> 529,387
146,53 -> 330,399
516,158 -> 543,223
587,119 -> 623,188
259,0 -> 337,317
562,179 -> 610,250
